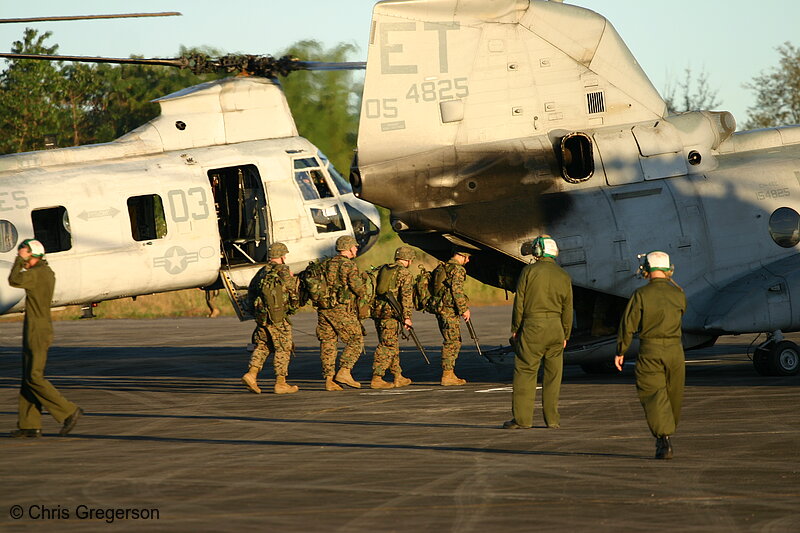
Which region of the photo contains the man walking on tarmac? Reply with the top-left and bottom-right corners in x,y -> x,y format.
370,246 -> 416,389
615,251 -> 686,460
318,235 -> 366,391
241,242 -> 300,395
8,239 -> 83,438
433,248 -> 472,386
503,235 -> 572,430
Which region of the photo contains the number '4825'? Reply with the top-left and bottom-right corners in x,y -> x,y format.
406,78 -> 468,103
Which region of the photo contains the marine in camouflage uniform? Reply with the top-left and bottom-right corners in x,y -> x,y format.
317,235 -> 366,391
504,236 -> 572,430
616,251 -> 686,460
435,250 -> 471,386
241,242 -> 300,395
8,239 -> 82,438
370,246 -> 416,389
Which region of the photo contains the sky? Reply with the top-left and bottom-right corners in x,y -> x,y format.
1,0 -> 799,127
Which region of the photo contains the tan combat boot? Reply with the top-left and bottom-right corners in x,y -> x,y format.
393,374 -> 412,388
241,366 -> 261,394
370,375 -> 395,389
441,370 -> 467,386
274,376 -> 299,395
325,376 -> 344,391
335,367 -> 361,388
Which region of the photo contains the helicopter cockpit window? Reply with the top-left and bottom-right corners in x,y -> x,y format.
310,205 -> 346,233
294,158 -> 334,199
0,220 -> 18,253
127,194 -> 167,242
31,206 -> 72,253
769,207 -> 800,248
317,151 -> 353,194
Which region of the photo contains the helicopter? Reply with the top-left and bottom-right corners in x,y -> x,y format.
0,12 -> 380,320
351,0 -> 800,376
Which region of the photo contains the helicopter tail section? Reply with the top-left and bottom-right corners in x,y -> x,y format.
356,0 -> 667,209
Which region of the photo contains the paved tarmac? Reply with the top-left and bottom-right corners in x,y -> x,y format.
1,305 -> 798,532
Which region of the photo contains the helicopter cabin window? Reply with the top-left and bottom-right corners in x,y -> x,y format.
318,151 -> 353,194
294,158 -> 334,200
0,220 -> 18,253
207,164 -> 269,265
310,206 -> 346,233
127,194 -> 167,242
31,206 -> 72,253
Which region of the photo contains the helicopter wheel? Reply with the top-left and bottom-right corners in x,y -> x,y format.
768,340 -> 800,376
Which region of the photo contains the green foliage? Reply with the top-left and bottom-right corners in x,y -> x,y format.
663,65 -> 721,114
279,40 -> 362,172
745,42 -> 800,129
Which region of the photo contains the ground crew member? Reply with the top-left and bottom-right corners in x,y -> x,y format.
318,235 -> 366,391
241,242 -> 300,395
503,236 -> 572,429
370,246 -> 416,389
615,251 -> 686,459
8,239 -> 83,438
435,248 -> 472,386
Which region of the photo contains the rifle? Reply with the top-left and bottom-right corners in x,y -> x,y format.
385,292 -> 430,364
465,319 -> 484,358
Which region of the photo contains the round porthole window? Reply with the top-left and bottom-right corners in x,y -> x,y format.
769,207 -> 800,248
0,220 -> 18,253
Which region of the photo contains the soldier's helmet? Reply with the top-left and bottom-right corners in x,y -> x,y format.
269,242 -> 289,259
532,235 -> 558,258
452,247 -> 472,258
394,245 -> 415,261
19,239 -> 45,258
336,235 -> 359,251
645,251 -> 672,272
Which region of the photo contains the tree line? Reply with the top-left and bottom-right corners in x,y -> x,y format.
0,29 -> 361,173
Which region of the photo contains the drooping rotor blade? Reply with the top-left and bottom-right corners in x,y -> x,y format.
0,53 -> 187,69
293,61 -> 366,71
0,12 -> 181,24
0,52 -> 367,78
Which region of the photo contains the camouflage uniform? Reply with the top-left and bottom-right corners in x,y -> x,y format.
372,261 -> 414,376
249,261 -> 299,377
317,254 -> 366,378
9,256 -> 78,430
436,259 -> 469,370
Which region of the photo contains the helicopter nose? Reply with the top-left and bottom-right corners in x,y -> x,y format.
342,196 -> 381,255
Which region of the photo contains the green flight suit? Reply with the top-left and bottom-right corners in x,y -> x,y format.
510,257 -> 573,428
617,278 -> 687,438
8,256 -> 78,430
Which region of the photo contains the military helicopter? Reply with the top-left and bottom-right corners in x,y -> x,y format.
352,0 -> 800,376
0,12 -> 379,320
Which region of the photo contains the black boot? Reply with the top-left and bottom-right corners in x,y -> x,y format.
655,435 -> 673,459
10,429 -> 42,438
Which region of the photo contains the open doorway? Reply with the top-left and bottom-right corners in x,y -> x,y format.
207,164 -> 270,266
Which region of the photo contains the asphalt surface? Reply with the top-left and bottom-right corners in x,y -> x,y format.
1,305 -> 798,532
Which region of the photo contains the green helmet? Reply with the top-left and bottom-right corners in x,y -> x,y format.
394,245 -> 415,261
336,235 -> 358,251
269,242 -> 289,259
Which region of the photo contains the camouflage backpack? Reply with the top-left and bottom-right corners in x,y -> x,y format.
371,263 -> 401,319
298,258 -> 331,309
251,265 -> 287,325
358,267 -> 380,320
425,262 -> 449,314
412,265 -> 432,312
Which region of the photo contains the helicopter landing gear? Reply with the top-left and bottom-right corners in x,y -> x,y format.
752,331 -> 800,376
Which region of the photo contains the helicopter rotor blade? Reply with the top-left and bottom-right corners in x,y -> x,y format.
0,53 -> 187,69
293,61 -> 366,71
0,12 -> 182,24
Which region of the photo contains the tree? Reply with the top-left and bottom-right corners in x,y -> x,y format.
279,40 -> 362,173
744,42 -> 800,129
663,65 -> 721,114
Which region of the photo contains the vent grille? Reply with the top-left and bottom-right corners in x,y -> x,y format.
587,91 -> 605,114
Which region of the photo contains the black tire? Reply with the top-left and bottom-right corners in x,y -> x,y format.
580,359 -> 618,374
753,347 -> 774,376
769,341 -> 800,376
